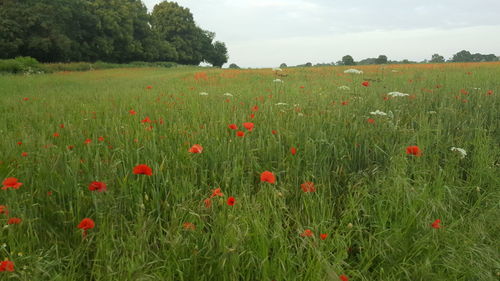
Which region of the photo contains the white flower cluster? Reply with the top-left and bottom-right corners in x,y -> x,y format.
223,93 -> 233,97
338,85 -> 351,90
450,147 -> 467,159
273,79 -> 284,83
370,110 -> 387,116
387,92 -> 409,97
272,67 -> 282,72
344,69 -> 363,74
199,92 -> 209,96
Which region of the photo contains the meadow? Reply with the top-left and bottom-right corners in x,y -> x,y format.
0,63 -> 499,280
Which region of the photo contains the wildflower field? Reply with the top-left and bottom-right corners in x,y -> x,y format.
0,63 -> 499,280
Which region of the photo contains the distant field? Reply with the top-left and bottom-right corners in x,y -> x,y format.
0,63 -> 499,280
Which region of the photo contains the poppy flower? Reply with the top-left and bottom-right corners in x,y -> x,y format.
204,198 -> 212,208
272,130 -> 277,135
301,182 -> 316,193
182,222 -> 196,230
88,181 -> 107,192
17,141 -> 22,145
210,188 -> 224,198
251,105 -> 259,112
22,97 -> 29,101
236,131 -> 245,137
367,118 -> 375,124
2,178 -> 23,190
227,196 -> 236,206
21,152 -> 28,157
431,219 -> 441,229
67,145 -> 75,150
0,260 -> 15,272
320,233 -> 328,240
260,171 -> 276,184
188,144 -> 203,154
406,145 -> 422,156
7,217 -> 22,225
59,124 -> 65,128
487,90 -> 493,95
339,274 -> 349,281
249,113 -> 255,119
146,86 -> 153,89
290,147 -> 297,156
243,122 -> 254,131
133,164 -> 153,176
0,205 -> 8,215
228,124 -> 238,130
77,218 -> 95,238
141,116 -> 152,123
84,139 -> 92,144
362,81 -> 370,87
129,109 -> 137,115
53,132 -> 60,137
98,136 -> 105,142
301,229 -> 313,237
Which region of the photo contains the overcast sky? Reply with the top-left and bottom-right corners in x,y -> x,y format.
143,0 -> 500,68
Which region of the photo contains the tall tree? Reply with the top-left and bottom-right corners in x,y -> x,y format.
341,55 -> 355,66
205,41 -> 228,67
430,53 -> 445,63
452,50 -> 473,62
375,55 -> 388,64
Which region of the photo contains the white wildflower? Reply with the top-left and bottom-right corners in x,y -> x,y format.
428,111 -> 437,114
450,147 -> 467,159
273,79 -> 283,83
338,85 -> 350,90
272,67 -> 282,72
387,91 -> 409,97
199,92 -> 209,96
297,113 -> 304,117
344,69 -> 363,74
223,93 -> 233,97
370,110 -> 387,116
391,70 -> 399,72
275,102 -> 288,106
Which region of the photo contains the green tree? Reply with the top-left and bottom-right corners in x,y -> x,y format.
228,63 -> 240,69
279,63 -> 287,68
342,55 -> 355,65
452,50 -> 473,62
205,41 -> 228,67
430,53 -> 445,63
375,55 -> 388,64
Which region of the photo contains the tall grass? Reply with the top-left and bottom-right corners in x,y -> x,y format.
0,63 -> 498,280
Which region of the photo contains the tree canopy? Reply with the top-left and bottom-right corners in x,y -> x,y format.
0,0 -> 228,66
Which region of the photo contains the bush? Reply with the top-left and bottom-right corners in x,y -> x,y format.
0,56 -> 42,73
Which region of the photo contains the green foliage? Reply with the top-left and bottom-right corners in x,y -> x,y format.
342,55 -> 355,65
0,0 -> 227,65
430,53 -> 445,63
228,63 -> 240,69
375,55 -> 388,64
452,50 -> 473,62
205,41 -> 228,67
280,63 -> 288,68
0,56 -> 42,73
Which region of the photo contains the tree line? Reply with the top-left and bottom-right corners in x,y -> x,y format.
0,0 -> 228,66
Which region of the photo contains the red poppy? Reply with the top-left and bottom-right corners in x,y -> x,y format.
67,145 -> 75,150
0,260 -> 15,272
0,205 -> 8,215
251,105 -> 259,112
228,124 -> 238,130
290,147 -> 297,156
300,85 -> 305,89
301,229 -> 313,237
227,196 -> 236,206
53,132 -> 60,137
98,136 -> 105,142
320,233 -> 328,240
301,182 -> 316,193
341,101 -> 349,106
88,181 -> 107,192
2,178 -> 23,190
210,188 -> 224,198
189,144 -> 203,154
367,118 -> 375,124
22,97 -> 29,101
204,198 -> 212,208
77,218 -> 95,237
129,109 -> 137,115
7,217 -> 22,225
17,141 -> 22,145
249,113 -> 255,119
339,274 -> 349,281
260,171 -> 276,184
406,145 -> 422,156
133,164 -> 153,176
243,122 -> 254,131
141,116 -> 152,123
272,130 -> 277,135
182,222 -> 196,230
236,131 -> 245,137
21,152 -> 28,157
84,139 -> 92,144
59,124 -> 65,128
146,85 -> 153,89
431,219 -> 441,229
362,81 -> 370,87
487,90 -> 493,95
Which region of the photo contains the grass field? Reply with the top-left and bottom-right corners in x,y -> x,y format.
0,63 -> 499,280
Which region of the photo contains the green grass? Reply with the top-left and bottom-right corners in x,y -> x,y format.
0,63 -> 499,280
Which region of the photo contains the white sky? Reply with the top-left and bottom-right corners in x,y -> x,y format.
143,0 -> 500,68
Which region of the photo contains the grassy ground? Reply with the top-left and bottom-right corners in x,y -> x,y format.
0,63 -> 499,280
